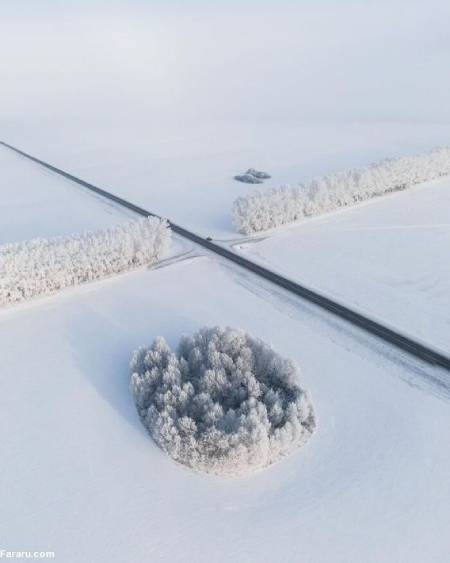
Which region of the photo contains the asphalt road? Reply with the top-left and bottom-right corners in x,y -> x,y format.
1,139 -> 449,371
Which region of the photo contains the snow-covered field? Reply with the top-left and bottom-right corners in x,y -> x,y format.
1,256 -> 449,563
2,100 -> 449,563
0,145 -> 135,244
239,177 -> 450,352
2,2 -> 450,561
3,121 -> 450,239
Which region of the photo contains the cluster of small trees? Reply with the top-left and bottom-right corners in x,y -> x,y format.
0,217 -> 170,306
232,147 -> 450,234
131,326 -> 315,477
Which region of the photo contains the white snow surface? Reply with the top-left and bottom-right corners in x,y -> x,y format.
0,145 -> 135,244
0,256 -> 449,563
3,121 -> 450,239
239,177 -> 450,352
1,3 -> 449,560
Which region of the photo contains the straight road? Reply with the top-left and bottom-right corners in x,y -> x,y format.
1,139 -> 449,371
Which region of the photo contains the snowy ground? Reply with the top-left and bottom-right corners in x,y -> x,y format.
239,177 -> 450,352
0,145 -> 137,244
2,2 -> 450,560
1,123 -> 449,561
3,120 -> 450,239
0,255 -> 449,563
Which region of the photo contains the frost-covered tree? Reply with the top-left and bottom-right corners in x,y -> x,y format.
130,326 -> 315,477
234,173 -> 263,184
232,147 -> 450,234
234,168 -> 271,184
246,168 -> 271,179
0,217 -> 170,306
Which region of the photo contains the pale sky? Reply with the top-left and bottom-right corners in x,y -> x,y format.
1,1 -> 449,125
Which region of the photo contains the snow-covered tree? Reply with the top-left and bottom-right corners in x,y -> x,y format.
232,147 -> 450,234
130,326 -> 315,477
0,217 -> 171,306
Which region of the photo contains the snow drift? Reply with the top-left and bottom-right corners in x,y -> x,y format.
131,326 -> 315,477
232,147 -> 450,234
0,217 -> 170,306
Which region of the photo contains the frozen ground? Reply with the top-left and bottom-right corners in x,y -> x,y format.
1,3 -> 449,560
0,145 -> 138,244
3,120 -> 450,239
0,255 -> 449,563
239,177 -> 450,352
2,1 -> 450,243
